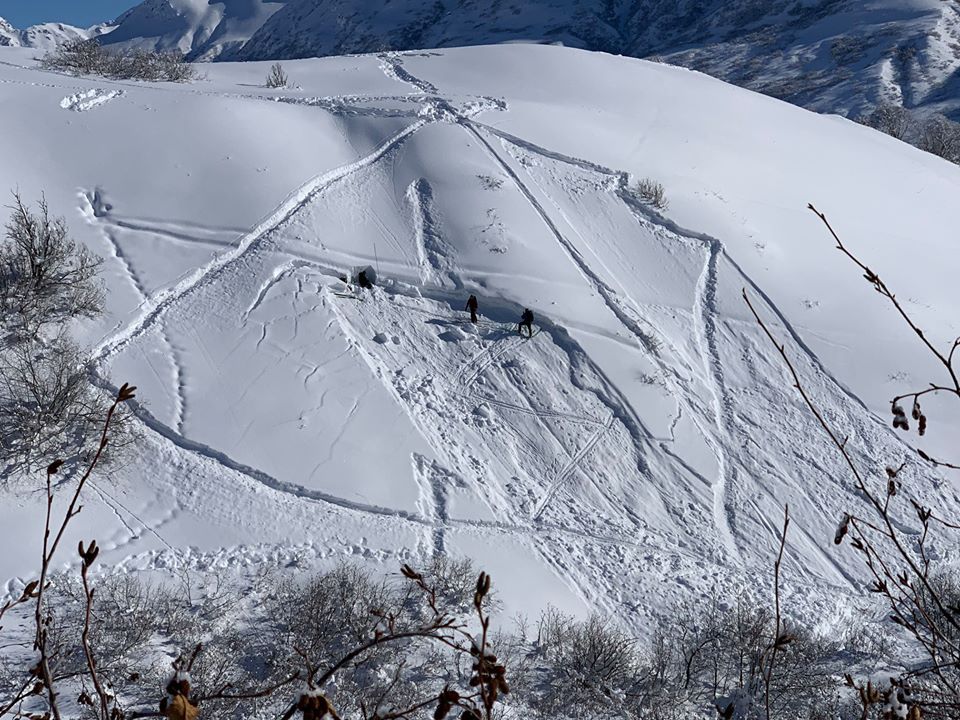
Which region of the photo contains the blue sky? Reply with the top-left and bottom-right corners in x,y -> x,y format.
0,1 -> 138,28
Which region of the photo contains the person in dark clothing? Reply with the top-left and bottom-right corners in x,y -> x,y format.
465,294 -> 479,323
518,308 -> 534,338
357,270 -> 373,289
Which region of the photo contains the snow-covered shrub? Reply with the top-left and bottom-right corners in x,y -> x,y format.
41,39 -> 196,82
266,62 -> 289,89
39,38 -> 106,74
635,177 -> 668,210
534,608 -> 640,715
0,192 -> 103,326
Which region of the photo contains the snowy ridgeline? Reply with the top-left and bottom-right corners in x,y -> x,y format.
0,40 -> 959,715
7,0 -> 960,121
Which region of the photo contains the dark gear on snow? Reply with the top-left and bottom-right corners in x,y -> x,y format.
357,270 -> 373,289
465,294 -> 479,323
519,308 -> 534,338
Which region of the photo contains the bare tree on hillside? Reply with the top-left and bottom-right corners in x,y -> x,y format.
858,103 -> 914,141
918,114 -> 960,164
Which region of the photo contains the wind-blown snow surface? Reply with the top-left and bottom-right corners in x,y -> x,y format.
1,45 -> 959,634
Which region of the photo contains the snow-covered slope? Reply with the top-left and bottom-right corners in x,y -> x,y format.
101,0 -> 288,61
0,44 -> 958,632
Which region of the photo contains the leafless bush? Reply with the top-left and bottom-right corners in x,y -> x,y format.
39,38 -> 106,75
634,177 -> 669,210
1,192 -> 103,327
0,333 -> 135,476
266,62 -> 289,89
535,608 -> 639,714
858,103 -> 914,141
917,113 -> 960,164
41,39 -> 196,83
640,600 -> 841,719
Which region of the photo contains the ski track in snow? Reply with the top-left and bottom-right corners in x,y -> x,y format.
90,118 -> 429,366
691,239 -> 738,552
68,51 -> 887,613
378,53 -> 440,95
532,414 -> 615,521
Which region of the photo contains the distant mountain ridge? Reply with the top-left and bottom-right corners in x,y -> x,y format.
102,0 -> 288,61
5,0 -> 960,120
0,16 -> 112,50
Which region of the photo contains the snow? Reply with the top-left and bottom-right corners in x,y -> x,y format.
0,16 -> 113,51
90,0 -> 960,120
1,43 -> 959,638
101,0 -> 288,61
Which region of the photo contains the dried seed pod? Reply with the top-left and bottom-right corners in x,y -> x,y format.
438,689 -> 460,704
918,414 -> 927,436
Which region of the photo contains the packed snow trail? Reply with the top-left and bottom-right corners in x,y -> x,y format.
6,43 -> 958,636
91,118 -> 428,365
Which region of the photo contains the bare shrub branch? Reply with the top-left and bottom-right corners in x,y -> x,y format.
744,204 -> 960,715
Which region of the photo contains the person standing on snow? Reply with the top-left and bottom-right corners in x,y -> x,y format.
518,308 -> 534,338
465,294 -> 479,324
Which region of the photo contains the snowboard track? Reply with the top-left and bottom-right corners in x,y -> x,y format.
74,54 -> 901,619
91,118 -> 429,366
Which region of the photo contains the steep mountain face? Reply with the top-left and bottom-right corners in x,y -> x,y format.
0,16 -> 23,46
2,41 -> 960,658
101,0 -> 288,61
21,22 -> 115,51
237,0 -> 960,118
100,0 -> 960,119
649,0 -> 960,118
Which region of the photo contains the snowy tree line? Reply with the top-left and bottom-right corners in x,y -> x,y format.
859,105 -> 960,165
40,39 -> 196,83
0,551 -> 911,720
